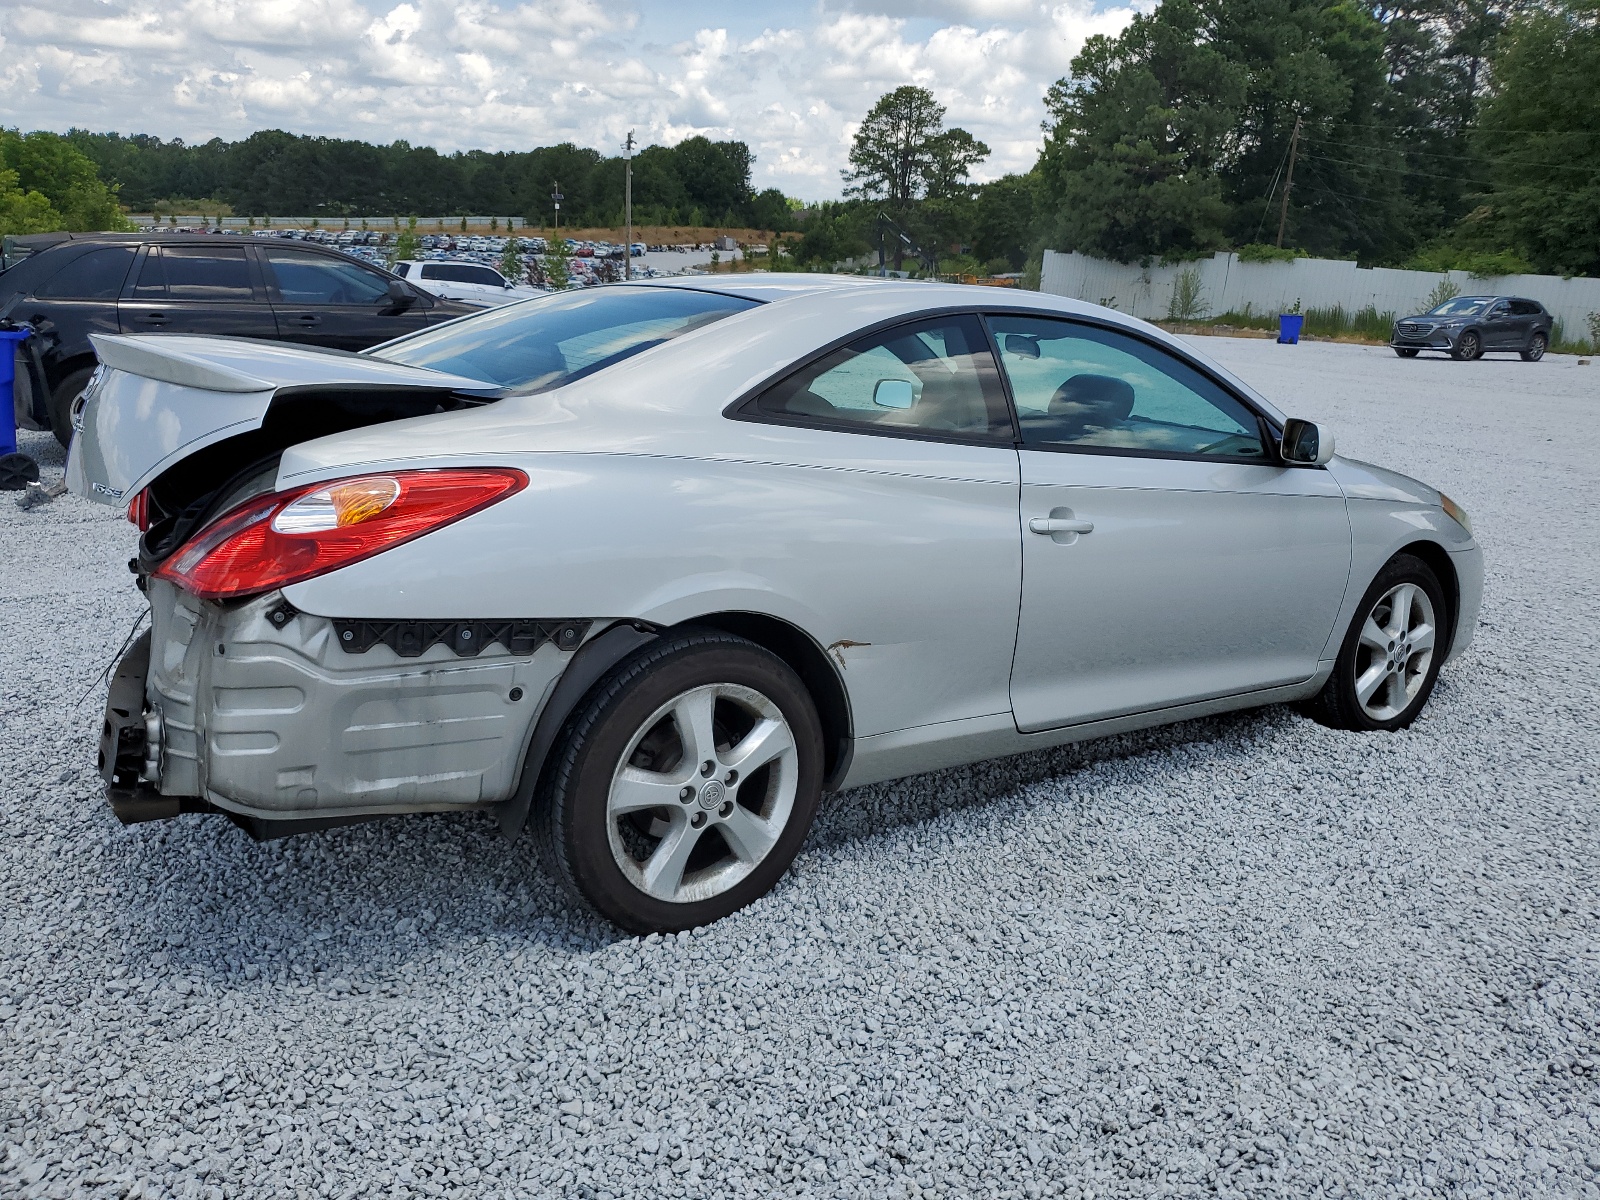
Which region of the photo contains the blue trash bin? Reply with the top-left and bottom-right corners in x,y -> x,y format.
0,326 -> 41,490
0,327 -> 31,456
1277,313 -> 1303,344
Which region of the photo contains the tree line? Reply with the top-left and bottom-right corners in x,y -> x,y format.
4,0 -> 1595,277
1027,0 -> 1600,277
796,0 -> 1598,279
12,129 -> 792,231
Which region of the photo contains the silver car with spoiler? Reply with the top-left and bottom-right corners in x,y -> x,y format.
67,278 -> 1482,932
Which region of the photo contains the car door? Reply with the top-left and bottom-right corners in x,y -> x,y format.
732,313 -> 1023,735
989,314 -> 1352,733
1480,299 -> 1518,349
1508,299 -> 1540,346
117,244 -> 276,339
260,245 -> 433,351
416,262 -> 504,304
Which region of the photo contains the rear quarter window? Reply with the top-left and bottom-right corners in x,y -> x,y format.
34,246 -> 138,299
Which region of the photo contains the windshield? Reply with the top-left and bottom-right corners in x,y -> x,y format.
1428,296 -> 1492,316
371,285 -> 758,391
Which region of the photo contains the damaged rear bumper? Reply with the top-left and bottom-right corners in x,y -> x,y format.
103,579 -> 587,832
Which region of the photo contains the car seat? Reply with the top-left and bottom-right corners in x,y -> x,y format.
1046,373 -> 1135,440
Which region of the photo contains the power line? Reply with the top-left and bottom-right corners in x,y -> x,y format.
1304,150 -> 1500,186
1311,134 -> 1600,174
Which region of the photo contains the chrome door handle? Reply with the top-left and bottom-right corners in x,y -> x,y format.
1029,517 -> 1094,535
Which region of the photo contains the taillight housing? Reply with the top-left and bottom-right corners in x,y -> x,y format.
126,488 -> 151,531
154,468 -> 527,600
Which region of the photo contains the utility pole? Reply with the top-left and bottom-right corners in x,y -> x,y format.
551,182 -> 563,237
1276,115 -> 1303,249
623,131 -> 635,281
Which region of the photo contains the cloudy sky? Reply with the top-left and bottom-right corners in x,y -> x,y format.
0,0 -> 1148,199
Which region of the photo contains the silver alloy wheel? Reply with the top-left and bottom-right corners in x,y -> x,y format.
1527,334 -> 1547,361
606,682 -> 799,904
1353,582 -> 1437,721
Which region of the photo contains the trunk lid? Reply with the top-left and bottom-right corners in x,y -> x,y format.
67,333 -> 499,506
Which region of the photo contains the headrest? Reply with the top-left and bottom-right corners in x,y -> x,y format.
1048,373 -> 1136,422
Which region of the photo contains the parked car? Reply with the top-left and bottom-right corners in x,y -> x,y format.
0,232 -> 477,446
390,259 -> 540,307
66,278 -> 1481,933
1391,295 -> 1552,361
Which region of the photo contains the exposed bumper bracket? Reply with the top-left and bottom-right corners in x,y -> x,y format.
332,617 -> 592,659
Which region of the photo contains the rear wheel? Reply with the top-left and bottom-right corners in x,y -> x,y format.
1300,553 -> 1447,732
48,366 -> 94,449
1393,347 -> 1419,358
1450,330 -> 1483,362
1521,332 -> 1547,362
537,629 -> 824,932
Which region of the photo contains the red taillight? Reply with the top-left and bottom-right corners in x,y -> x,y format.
154,468 -> 527,600
127,489 -> 151,531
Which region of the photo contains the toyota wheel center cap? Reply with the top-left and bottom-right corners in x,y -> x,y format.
699,779 -> 726,810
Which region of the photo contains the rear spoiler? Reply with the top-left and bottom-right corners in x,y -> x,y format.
92,335 -> 274,393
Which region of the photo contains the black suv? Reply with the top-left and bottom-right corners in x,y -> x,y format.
1,232 -> 478,445
1391,295 -> 1553,362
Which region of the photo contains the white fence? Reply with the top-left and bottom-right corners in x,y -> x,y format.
1040,249 -> 1600,344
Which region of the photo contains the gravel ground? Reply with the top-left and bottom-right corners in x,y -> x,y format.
2,338 -> 1597,1200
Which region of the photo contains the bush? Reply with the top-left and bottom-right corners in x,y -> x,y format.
1424,277 -> 1460,310
1166,267 -> 1207,321
1403,245 -> 1534,278
1236,243 -> 1307,264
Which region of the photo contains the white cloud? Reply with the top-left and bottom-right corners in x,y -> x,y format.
0,0 -> 1144,199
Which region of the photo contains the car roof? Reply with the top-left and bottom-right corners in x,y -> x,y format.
629,274 -> 898,302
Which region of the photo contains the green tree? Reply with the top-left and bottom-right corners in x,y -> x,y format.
500,236 -> 523,283
844,87 -> 989,267
1035,0 -> 1430,264
972,174 -> 1039,270
0,129 -> 127,231
1037,1 -> 1242,262
389,216 -> 419,265
544,237 -> 571,290
1469,0 -> 1600,275
0,167 -> 58,236
791,202 -> 871,268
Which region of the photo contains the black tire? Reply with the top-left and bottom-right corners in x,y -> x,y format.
1450,330 -> 1483,362
1521,332 -> 1547,362
1393,347 -> 1419,358
48,366 -> 94,449
536,629 -> 825,933
1300,553 -> 1448,732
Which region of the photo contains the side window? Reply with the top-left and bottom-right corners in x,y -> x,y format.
1510,300 -> 1541,317
989,315 -> 1268,460
422,263 -> 506,287
264,249 -> 392,305
35,246 -> 137,299
748,314 -> 1011,442
132,246 -> 256,300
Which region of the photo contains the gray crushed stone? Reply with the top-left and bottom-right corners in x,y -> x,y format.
1,338 -> 1597,1199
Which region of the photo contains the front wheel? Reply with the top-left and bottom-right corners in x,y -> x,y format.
1300,554 -> 1448,732
1450,330 -> 1483,362
537,629 -> 825,932
1521,332 -> 1547,362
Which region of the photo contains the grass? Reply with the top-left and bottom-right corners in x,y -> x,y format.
1188,303 -> 1400,342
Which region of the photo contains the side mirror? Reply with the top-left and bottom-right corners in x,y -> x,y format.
1281,418 -> 1335,466
384,279 -> 418,311
873,379 -> 916,409
1004,333 -> 1040,358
